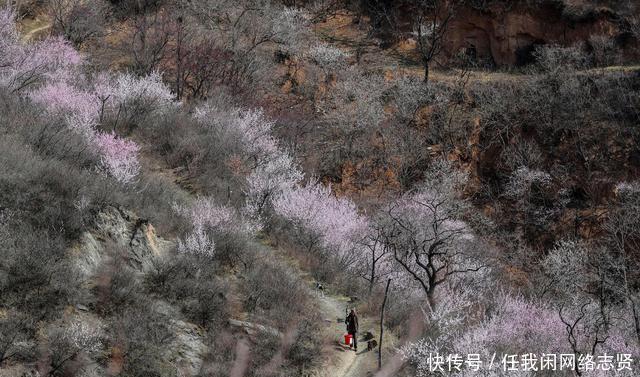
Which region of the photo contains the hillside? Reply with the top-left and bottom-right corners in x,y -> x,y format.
1,0 -> 640,376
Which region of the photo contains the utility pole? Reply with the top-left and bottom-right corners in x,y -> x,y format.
378,278 -> 391,369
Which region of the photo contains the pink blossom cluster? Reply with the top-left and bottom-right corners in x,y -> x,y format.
173,197 -> 255,258
505,166 -> 552,199
307,43 -> 350,70
245,152 -> 303,219
173,198 -> 224,258
88,71 -> 175,118
30,81 -> 99,136
194,105 -> 301,221
88,72 -> 177,183
110,71 -> 175,109
173,197 -> 235,232
1,9 -> 146,185
0,9 -> 81,91
401,295 -> 570,376
177,227 -> 216,258
273,180 -> 368,255
31,36 -> 82,81
92,132 -> 141,185
454,295 -> 568,357
234,109 -> 279,160
194,106 -> 279,162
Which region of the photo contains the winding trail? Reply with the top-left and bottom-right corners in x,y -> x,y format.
312,292 -> 382,377
20,19 -> 51,42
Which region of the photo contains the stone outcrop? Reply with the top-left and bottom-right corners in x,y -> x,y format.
445,2 -> 623,66
71,206 -> 175,279
167,319 -> 208,376
70,212 -> 206,375
391,1 -> 637,66
228,319 -> 283,338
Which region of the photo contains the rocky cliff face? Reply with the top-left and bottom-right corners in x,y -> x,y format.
72,206 -> 175,279
67,207 -> 206,377
389,1 -> 637,66
445,2 -> 626,66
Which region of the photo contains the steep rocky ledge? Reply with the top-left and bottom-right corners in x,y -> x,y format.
71,206 -> 174,278
391,1 -> 637,66
65,206 -> 206,377
446,2 -> 628,66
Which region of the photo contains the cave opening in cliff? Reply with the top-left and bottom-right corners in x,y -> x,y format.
515,39 -> 546,66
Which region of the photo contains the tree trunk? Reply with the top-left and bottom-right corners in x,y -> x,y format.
423,60 -> 430,83
631,299 -> 640,346
378,278 -> 391,370
368,252 -> 376,297
426,287 -> 436,314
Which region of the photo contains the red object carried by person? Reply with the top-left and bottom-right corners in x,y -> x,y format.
344,333 -> 353,346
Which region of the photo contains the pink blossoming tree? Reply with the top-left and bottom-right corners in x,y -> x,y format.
173,197 -> 255,258
92,132 -> 141,185
0,9 -> 81,92
380,159 -> 485,310
1,9 -> 146,185
94,71 -> 175,132
194,105 -> 302,221
246,152 -> 303,221
273,180 -> 368,267
30,81 -> 99,137
194,106 -> 280,165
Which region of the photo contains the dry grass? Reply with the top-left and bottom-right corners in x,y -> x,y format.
18,14 -> 51,41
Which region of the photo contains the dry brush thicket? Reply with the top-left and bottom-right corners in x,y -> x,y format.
1,0 -> 639,376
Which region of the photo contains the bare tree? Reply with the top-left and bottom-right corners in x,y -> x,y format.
184,0 -> 309,96
604,182 -> 640,346
380,160 -> 486,310
559,302 -> 609,377
357,223 -> 392,296
129,10 -> 173,75
48,0 -> 106,47
412,0 -> 462,83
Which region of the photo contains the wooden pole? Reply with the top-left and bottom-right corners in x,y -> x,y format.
378,278 -> 391,370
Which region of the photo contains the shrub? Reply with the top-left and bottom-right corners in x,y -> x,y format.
243,255 -> 310,329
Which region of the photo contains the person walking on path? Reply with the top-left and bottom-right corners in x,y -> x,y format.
345,309 -> 359,351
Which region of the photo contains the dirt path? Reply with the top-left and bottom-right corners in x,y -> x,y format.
20,18 -> 51,42
312,292 -> 382,377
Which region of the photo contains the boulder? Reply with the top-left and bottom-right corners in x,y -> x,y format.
229,319 -> 282,338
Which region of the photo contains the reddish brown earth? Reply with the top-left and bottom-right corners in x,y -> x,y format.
388,2 -> 638,66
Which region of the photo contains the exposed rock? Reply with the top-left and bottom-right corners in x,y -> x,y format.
69,213 -> 205,376
229,319 -> 283,338
167,319 -> 208,376
72,206 -> 175,278
397,2 -> 636,66
75,304 -> 89,312
136,301 -> 208,376
73,232 -> 104,279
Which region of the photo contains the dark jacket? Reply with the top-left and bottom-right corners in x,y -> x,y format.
345,312 -> 359,334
